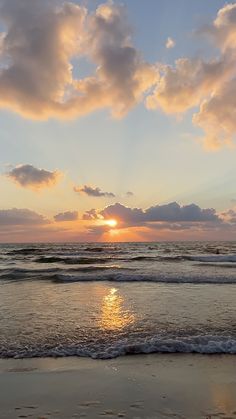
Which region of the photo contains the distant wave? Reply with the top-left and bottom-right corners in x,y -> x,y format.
189,255 -> 236,263
1,335 -> 236,359
129,255 -> 159,261
5,251 -> 236,265
34,256 -> 111,264
84,246 -> 121,253
7,247 -> 46,256
125,254 -> 236,263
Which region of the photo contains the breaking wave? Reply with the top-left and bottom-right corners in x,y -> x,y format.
52,273 -> 236,284
1,335 -> 236,359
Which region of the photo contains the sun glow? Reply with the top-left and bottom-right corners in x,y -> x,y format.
105,219 -> 118,228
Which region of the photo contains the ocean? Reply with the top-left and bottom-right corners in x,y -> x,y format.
0,241 -> 236,359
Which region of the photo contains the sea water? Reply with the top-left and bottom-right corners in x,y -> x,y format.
0,242 -> 236,358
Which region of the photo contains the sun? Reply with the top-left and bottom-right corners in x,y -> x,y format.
105,219 -> 118,228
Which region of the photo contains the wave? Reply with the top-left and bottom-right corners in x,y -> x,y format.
0,268 -> 235,283
189,255 -> 236,263
0,267 -> 58,281
0,265 -> 132,281
194,262 -> 236,269
129,255 -> 158,261
1,335 -> 236,359
6,252 -> 236,266
153,254 -> 236,263
6,247 -> 45,256
52,272 -> 236,284
129,254 -> 236,263
83,246 -> 121,253
35,256 -> 110,264
124,254 -> 236,263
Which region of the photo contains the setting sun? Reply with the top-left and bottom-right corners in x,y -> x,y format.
105,219 -> 118,228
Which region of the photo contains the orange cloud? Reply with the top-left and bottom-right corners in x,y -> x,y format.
0,0 -> 157,120
146,3 -> 236,150
0,1 -> 235,150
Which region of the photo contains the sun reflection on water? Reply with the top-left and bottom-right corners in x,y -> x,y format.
100,288 -> 135,331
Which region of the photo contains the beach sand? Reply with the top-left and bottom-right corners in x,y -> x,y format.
0,354 -> 236,419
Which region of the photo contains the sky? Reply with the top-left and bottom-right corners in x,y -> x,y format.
0,0 -> 236,242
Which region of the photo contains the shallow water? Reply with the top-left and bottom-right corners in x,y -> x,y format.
0,242 -> 236,358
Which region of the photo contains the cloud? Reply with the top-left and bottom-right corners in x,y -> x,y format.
0,208 -> 49,225
0,1 -> 235,150
126,191 -> 134,197
75,2 -> 158,118
6,164 -> 61,190
74,184 -> 115,198
54,211 -> 78,222
165,37 -> 175,49
220,209 -> 236,224
0,0 -> 157,119
145,202 -> 219,222
145,3 -> 236,149
83,209 -> 100,220
203,3 -> 236,52
101,202 -> 143,225
190,3 -> 236,150
84,201 -> 220,228
82,201 -> 233,241
0,203 -> 234,242
146,56 -> 233,115
193,77 -> 236,150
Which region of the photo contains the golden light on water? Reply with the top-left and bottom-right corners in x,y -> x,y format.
100,287 -> 135,331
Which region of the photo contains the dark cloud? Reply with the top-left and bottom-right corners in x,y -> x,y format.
126,191 -> 134,197
83,209 -> 99,220
98,202 -> 220,226
6,164 -> 61,189
54,211 -> 78,222
101,202 -> 143,225
82,201 -> 226,240
145,202 -> 219,222
74,185 -> 115,198
0,208 -> 49,225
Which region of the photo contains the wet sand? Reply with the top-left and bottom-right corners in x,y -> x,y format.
0,354 -> 236,419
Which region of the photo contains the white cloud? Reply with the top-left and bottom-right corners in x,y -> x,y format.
165,37 -> 175,49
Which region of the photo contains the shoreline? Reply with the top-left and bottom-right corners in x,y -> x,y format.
0,354 -> 236,418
